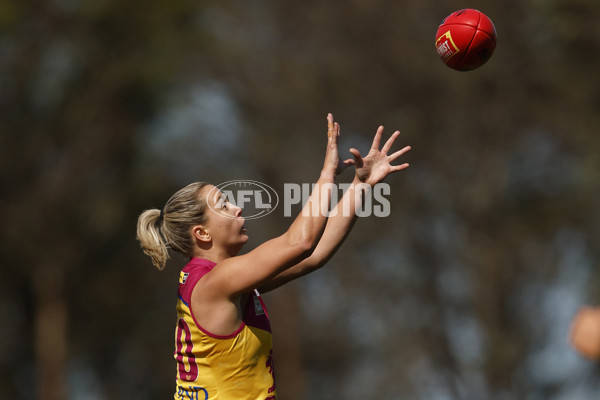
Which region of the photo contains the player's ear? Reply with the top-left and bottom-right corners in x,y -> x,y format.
192,225 -> 211,243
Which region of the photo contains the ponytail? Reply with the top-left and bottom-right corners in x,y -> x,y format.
136,182 -> 210,270
137,208 -> 169,270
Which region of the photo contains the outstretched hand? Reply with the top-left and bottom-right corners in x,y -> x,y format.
323,113 -> 355,177
350,126 -> 411,186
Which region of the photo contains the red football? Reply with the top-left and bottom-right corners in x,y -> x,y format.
435,9 -> 497,71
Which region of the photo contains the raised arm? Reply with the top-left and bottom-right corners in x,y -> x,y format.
198,114 -> 342,299
259,125 -> 411,292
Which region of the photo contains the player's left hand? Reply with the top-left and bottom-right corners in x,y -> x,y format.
350,126 -> 411,186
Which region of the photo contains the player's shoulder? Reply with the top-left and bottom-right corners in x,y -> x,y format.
178,258 -> 217,302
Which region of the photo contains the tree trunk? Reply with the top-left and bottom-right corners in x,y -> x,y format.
33,262 -> 67,400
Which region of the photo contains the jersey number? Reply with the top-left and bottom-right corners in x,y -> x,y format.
175,318 -> 199,382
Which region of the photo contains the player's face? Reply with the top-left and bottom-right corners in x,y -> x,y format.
203,186 -> 248,251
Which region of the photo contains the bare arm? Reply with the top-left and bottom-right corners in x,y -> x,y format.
258,176 -> 364,292
198,114 -> 342,299
259,126 -> 411,292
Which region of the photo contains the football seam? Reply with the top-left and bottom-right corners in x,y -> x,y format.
459,12 -> 481,69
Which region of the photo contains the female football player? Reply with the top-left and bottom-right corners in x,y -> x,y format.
136,113 -> 410,399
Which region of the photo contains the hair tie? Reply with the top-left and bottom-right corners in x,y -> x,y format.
157,209 -> 166,242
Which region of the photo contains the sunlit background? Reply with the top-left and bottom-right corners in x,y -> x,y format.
2,0 -> 600,399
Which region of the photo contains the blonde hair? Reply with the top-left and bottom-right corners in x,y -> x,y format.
136,182 -> 210,270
